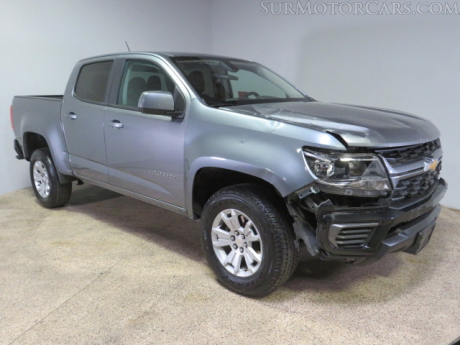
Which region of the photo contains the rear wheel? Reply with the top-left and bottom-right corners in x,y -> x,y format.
201,184 -> 298,297
30,148 -> 72,208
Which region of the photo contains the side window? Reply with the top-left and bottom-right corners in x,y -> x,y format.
74,61 -> 113,103
118,60 -> 185,111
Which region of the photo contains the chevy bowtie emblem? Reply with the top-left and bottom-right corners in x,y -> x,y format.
424,157 -> 438,172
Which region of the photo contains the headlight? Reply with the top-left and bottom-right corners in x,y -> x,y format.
304,149 -> 391,197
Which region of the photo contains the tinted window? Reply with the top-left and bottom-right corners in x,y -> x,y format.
75,61 -> 113,103
229,70 -> 286,98
118,60 -> 184,111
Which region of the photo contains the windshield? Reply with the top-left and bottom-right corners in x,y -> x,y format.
170,57 -> 308,107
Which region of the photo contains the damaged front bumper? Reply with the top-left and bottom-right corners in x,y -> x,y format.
292,178 -> 447,265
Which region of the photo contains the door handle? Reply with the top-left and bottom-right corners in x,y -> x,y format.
67,112 -> 77,120
110,120 -> 124,129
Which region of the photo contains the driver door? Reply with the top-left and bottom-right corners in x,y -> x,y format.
103,58 -> 187,207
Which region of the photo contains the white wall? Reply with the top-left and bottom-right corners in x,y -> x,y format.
211,0 -> 460,209
0,0 -> 212,195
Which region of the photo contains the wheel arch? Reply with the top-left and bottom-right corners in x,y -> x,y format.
23,132 -> 48,160
187,158 -> 291,219
23,132 -> 75,184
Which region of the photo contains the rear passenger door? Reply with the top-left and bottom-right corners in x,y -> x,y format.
61,59 -> 114,183
103,57 -> 188,208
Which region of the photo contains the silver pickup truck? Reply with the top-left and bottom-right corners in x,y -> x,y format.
11,52 -> 447,296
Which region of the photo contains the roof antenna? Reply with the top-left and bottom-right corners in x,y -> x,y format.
125,41 -> 131,52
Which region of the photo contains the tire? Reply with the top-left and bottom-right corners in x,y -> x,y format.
201,184 -> 298,297
29,148 -> 72,208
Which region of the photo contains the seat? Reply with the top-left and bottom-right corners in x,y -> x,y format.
127,77 -> 145,107
187,70 -> 206,96
144,75 -> 162,91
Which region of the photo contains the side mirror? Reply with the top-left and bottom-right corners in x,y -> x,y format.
138,91 -> 182,117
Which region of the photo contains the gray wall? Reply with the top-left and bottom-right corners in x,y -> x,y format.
0,0 -> 212,195
211,0 -> 460,209
2,0 -> 459,210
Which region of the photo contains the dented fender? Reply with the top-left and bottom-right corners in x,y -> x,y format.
184,100 -> 346,217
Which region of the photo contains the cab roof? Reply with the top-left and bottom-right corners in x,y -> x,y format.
79,51 -> 249,63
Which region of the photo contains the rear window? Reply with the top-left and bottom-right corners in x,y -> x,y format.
74,61 -> 113,103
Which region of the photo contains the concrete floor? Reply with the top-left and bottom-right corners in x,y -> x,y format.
0,184 -> 459,345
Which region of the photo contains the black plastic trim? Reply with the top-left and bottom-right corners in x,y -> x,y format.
14,140 -> 24,160
315,178 -> 447,264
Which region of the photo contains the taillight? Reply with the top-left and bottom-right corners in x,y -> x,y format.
10,105 -> 14,130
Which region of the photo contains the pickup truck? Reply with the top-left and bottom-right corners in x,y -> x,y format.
11,52 -> 447,297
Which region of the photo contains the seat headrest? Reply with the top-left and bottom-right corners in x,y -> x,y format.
187,70 -> 206,94
145,76 -> 162,91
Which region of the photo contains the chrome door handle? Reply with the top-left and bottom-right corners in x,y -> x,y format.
110,120 -> 124,129
67,112 -> 77,120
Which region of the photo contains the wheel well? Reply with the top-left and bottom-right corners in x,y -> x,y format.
192,168 -> 281,219
23,132 -> 49,161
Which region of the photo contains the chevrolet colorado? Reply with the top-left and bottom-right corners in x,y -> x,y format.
11,52 -> 446,296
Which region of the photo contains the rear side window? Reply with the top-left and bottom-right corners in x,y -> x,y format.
74,61 -> 113,103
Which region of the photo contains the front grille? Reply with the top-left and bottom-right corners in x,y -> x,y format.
391,162 -> 442,202
376,139 -> 441,166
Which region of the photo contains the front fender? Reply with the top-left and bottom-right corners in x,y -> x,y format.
185,156 -> 295,216
184,100 -> 346,217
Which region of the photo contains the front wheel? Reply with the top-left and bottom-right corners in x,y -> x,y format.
201,184 -> 298,297
30,148 -> 72,208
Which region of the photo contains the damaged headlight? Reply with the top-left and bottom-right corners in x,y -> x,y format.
303,149 -> 391,197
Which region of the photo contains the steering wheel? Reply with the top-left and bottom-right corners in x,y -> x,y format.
244,91 -> 260,99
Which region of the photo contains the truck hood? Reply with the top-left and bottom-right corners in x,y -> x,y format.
223,101 -> 440,148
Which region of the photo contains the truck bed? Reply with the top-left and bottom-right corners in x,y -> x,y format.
11,94 -> 69,173
12,95 -> 64,138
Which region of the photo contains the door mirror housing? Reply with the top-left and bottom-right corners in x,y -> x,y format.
138,91 -> 182,117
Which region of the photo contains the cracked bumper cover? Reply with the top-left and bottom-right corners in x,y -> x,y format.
315,178 -> 447,265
